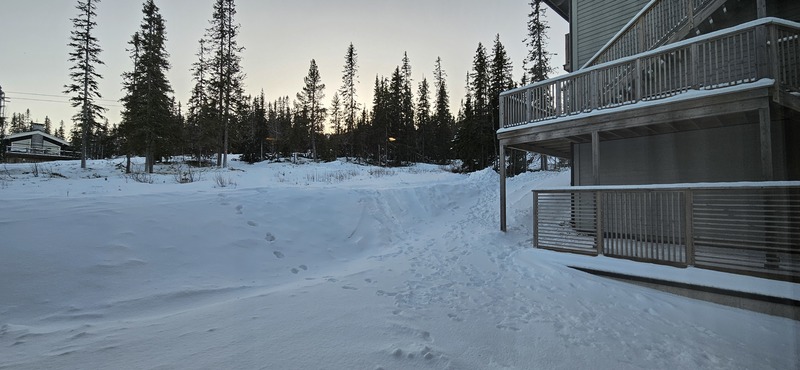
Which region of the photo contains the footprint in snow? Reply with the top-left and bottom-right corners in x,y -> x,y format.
265,233 -> 276,242
291,268 -> 299,274
273,251 -> 284,259
341,285 -> 358,290
235,205 -> 243,214
299,265 -> 308,271
247,221 -> 257,227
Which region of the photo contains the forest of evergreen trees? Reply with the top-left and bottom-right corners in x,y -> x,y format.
0,0 -> 554,174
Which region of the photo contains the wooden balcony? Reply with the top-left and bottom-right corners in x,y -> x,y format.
498,17 -> 799,159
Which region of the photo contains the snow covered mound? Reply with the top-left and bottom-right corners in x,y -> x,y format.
0,158 -> 797,369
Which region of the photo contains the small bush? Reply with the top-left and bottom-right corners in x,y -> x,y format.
368,167 -> 395,178
213,173 -> 236,188
174,165 -> 202,184
130,172 -> 154,184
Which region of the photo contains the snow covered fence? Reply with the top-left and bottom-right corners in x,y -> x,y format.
533,183 -> 800,282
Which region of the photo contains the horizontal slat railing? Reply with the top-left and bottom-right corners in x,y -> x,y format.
500,19 -> 800,129
533,185 -> 800,282
5,144 -> 78,158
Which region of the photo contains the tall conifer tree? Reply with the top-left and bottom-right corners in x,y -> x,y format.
340,43 -> 359,158
296,59 -> 326,162
65,0 -> 105,169
206,0 -> 245,167
432,57 -> 453,163
120,0 -> 174,173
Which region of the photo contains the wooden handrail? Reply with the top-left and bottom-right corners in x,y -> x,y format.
583,0 -> 723,68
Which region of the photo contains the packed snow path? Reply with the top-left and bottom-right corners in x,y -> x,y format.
1,160 -> 797,369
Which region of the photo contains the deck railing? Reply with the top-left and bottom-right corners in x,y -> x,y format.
5,144 -> 79,158
585,0 -> 720,67
533,184 -> 800,282
500,18 -> 800,129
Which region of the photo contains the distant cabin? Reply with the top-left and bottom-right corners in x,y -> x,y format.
3,123 -> 77,163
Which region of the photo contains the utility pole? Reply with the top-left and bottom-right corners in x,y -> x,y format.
0,84 -> 6,160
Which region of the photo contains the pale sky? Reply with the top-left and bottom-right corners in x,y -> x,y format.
1,0 -> 567,132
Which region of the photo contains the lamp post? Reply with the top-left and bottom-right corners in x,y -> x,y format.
387,136 -> 396,166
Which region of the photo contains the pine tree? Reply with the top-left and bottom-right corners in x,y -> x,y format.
65,0 -> 106,169
296,59 -> 326,161
120,0 -> 174,173
206,0 -> 245,167
339,43 -> 359,158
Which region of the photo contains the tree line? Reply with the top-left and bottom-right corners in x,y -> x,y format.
4,0 -> 554,173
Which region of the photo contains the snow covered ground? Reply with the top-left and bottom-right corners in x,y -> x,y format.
1,158 -> 798,369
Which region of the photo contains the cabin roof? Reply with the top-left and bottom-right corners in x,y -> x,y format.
5,130 -> 70,147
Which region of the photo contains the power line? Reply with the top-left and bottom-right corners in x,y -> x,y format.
7,91 -> 120,103
5,96 -> 122,108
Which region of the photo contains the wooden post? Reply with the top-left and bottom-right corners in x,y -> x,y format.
767,25 -> 780,85
500,144 -> 507,232
591,131 -> 600,185
499,93 -> 506,129
596,191 -> 604,255
760,107 -> 774,181
690,43 -> 699,89
756,25 -> 768,79
684,190 -> 695,266
525,90 -> 533,122
757,0 -> 767,18
635,58 -> 643,102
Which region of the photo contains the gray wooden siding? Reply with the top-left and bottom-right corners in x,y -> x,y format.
570,121 -> 798,186
574,0 -> 650,68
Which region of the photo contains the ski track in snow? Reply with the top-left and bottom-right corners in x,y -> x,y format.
0,159 -> 797,369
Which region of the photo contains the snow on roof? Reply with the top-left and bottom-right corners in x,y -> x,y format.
5,130 -> 70,146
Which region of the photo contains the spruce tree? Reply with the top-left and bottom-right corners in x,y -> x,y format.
57,120 -> 67,139
399,52 -> 415,163
524,0 -> 555,170
432,57 -> 453,164
296,59 -> 326,162
489,34 -> 523,175
64,0 -> 106,169
206,0 -> 245,167
455,43 -> 493,172
340,43 -> 359,158
416,78 -> 431,161
44,116 -> 53,134
523,0 -> 554,84
120,0 -> 174,173
330,92 -> 342,136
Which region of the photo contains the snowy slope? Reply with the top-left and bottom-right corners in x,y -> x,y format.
0,159 -> 797,369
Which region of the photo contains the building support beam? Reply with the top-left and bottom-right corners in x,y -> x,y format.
499,143 -> 507,232
591,131 -> 600,185
759,107 -> 774,181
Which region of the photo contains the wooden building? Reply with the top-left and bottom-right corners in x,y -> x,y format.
3,124 -> 77,163
498,0 -> 800,281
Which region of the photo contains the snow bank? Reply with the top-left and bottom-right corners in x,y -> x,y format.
0,159 -> 797,369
